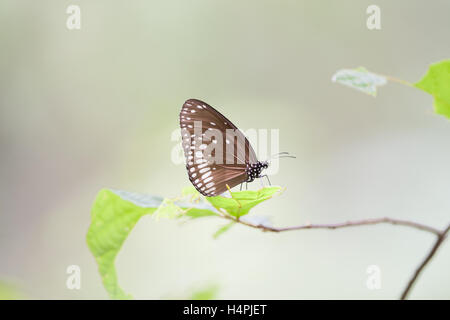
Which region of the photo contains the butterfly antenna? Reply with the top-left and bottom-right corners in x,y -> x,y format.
270,152 -> 289,158
269,152 -> 288,160
278,155 -> 296,159
270,152 -> 296,159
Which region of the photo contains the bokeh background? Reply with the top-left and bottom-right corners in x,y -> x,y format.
1,0 -> 449,299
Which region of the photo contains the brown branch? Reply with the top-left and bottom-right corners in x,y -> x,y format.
400,223 -> 450,300
222,214 -> 442,235
219,213 -> 449,299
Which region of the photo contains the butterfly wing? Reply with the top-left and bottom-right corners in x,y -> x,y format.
179,99 -> 257,196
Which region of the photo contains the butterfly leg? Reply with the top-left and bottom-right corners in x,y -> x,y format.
260,175 -> 271,186
245,182 -> 248,190
240,183 -> 243,191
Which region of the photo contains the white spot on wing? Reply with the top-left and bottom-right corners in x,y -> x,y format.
202,171 -> 211,179
204,176 -> 213,183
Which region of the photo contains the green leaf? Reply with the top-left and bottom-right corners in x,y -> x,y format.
175,199 -> 219,219
87,188 -> 219,299
155,198 -> 219,220
87,186 -> 282,298
182,206 -> 218,219
213,222 -> 235,239
0,281 -> 24,300
86,189 -> 162,299
153,198 -> 184,220
415,59 -> 450,118
332,67 -> 387,96
189,284 -> 220,300
206,186 -> 282,217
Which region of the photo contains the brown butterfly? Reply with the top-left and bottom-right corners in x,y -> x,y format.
179,99 -> 272,196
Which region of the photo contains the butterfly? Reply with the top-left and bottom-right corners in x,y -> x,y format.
179,99 -> 293,197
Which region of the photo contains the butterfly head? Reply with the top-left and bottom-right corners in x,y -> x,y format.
261,161 -> 269,170
246,161 -> 269,183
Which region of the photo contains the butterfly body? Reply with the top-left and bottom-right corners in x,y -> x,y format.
179,98 -> 270,197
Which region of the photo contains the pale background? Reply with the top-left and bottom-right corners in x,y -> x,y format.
0,0 -> 449,299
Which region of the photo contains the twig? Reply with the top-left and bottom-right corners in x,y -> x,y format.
400,223 -> 450,300
219,213 -> 449,299
221,215 -> 441,235
382,74 -> 415,87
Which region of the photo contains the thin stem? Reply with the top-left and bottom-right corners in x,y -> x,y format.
400,224 -> 450,300
221,215 -> 441,236
219,213 -> 448,299
381,74 -> 415,87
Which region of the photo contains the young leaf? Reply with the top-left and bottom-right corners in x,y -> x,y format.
86,189 -> 162,299
206,186 -> 282,217
155,197 -> 219,220
153,198 -> 184,221
332,67 -> 387,96
181,206 -> 219,219
415,59 -> 450,118
213,222 -> 235,239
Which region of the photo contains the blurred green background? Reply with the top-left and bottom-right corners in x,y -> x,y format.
1,0 -> 449,299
